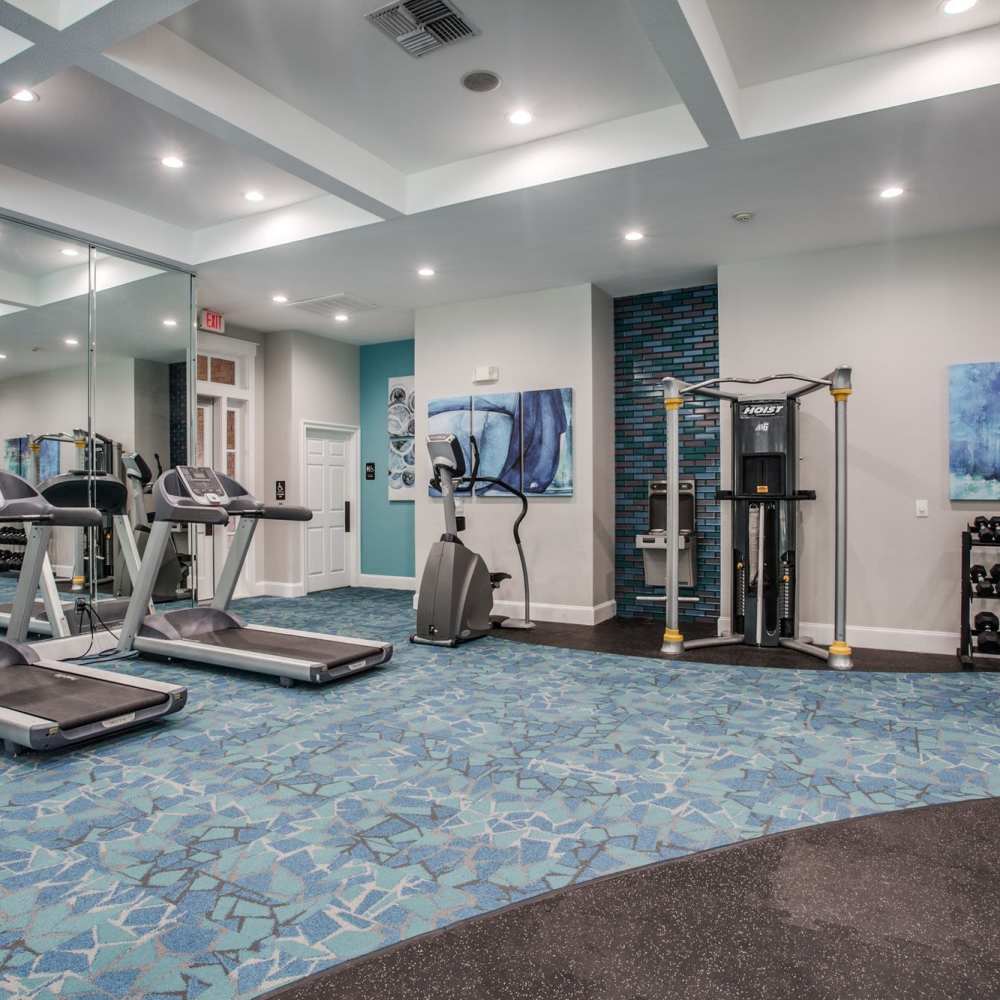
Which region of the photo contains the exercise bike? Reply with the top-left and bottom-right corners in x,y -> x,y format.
411,433 -> 534,647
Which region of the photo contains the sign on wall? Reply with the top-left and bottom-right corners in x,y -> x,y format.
388,375 -> 415,500
198,308 -> 225,334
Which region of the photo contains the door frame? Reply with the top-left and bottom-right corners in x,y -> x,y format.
196,331 -> 257,597
299,420 -> 360,593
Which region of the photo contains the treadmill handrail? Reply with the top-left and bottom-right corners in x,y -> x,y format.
0,498 -> 102,528
232,503 -> 312,522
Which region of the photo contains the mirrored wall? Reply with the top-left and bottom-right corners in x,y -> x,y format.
0,215 -> 194,636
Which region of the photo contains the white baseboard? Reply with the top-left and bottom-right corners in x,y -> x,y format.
357,574 -> 417,591
490,598 -> 618,626
716,616 -> 958,656
412,593 -> 617,626
53,563 -> 73,578
253,580 -> 307,598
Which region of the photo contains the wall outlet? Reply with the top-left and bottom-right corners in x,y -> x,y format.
915,499 -> 929,518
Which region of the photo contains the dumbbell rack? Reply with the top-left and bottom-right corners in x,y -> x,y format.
0,526 -> 27,574
958,529 -> 1000,669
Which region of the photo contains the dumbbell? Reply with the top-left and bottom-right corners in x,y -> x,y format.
970,565 -> 994,596
976,611 -> 1000,655
970,516 -> 991,540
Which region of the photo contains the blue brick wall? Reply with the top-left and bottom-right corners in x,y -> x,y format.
614,285 -> 721,623
168,361 -> 187,469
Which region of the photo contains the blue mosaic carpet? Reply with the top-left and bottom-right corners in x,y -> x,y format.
2,588 -> 999,1000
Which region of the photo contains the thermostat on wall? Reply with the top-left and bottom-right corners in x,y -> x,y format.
473,365 -> 500,383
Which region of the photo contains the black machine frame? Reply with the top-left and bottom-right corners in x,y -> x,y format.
657,367 -> 854,670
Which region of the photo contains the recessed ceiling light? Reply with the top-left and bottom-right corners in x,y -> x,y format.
60,247 -> 80,257
64,337 -> 79,346
508,109 -> 533,125
732,211 -> 755,224
244,190 -> 264,202
880,186 -> 905,199
417,266 -> 436,278
272,294 -> 288,303
0,354 -> 7,360
334,313 -> 349,322
161,155 -> 185,169
12,89 -> 38,103
162,318 -> 178,327
941,0 -> 977,13
624,230 -> 644,242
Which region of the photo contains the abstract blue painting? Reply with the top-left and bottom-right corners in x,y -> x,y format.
427,387 -> 574,498
472,392 -> 521,495
427,395 -> 472,496
949,363 -> 1000,500
523,387 -> 573,496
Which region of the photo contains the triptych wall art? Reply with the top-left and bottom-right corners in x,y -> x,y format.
427,388 -> 574,497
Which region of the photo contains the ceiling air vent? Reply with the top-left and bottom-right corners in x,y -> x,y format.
366,0 -> 479,58
290,294 -> 378,319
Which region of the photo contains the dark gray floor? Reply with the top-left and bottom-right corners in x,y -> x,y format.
262,798 -> 1000,1000
495,616 -> 973,672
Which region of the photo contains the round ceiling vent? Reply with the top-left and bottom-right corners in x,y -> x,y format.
461,70 -> 502,93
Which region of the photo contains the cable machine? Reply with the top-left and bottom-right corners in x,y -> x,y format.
659,367 -> 854,670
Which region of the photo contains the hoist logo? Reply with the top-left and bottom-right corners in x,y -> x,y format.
740,403 -> 784,418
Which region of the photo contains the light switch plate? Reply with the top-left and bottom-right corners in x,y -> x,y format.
915,499 -> 929,518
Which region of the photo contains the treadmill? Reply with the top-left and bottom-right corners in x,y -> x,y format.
0,471 -> 146,639
117,466 -> 393,686
0,471 -> 187,755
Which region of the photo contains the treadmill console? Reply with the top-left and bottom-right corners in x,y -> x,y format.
176,466 -> 228,505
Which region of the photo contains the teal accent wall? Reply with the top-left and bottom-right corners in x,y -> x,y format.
360,340 -> 415,578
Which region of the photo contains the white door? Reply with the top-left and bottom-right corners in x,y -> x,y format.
304,428 -> 354,592
195,396 -> 216,599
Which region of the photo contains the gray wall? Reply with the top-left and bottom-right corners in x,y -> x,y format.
414,283 -> 615,622
259,330 -> 360,588
719,226 -> 1000,650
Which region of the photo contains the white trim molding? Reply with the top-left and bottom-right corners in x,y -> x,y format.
253,580 -> 307,599
357,574 -> 417,591
716,617 -> 958,656
490,598 -> 617,627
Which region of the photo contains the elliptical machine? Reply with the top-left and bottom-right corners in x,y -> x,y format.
411,433 -> 534,647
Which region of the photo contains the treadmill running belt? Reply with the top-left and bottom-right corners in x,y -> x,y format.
0,664 -> 167,729
189,627 -> 384,669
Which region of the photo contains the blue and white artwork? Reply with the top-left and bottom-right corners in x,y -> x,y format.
387,375 -> 416,500
3,437 -> 60,483
523,388 -> 573,496
472,392 -> 521,496
426,387 -> 573,498
427,395 -> 472,497
950,363 -> 1000,501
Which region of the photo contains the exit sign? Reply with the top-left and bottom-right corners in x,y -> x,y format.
199,308 -> 225,333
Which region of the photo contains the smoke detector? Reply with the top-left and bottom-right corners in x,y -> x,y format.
732,211 -> 755,224
367,0 -> 479,58
462,70 -> 501,93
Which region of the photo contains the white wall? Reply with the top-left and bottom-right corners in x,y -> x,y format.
258,330 -> 360,589
414,283 -> 615,623
719,227 -> 1000,651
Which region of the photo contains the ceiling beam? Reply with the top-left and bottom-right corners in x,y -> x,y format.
628,0 -> 741,145
0,0 -> 198,97
87,26 -> 406,220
